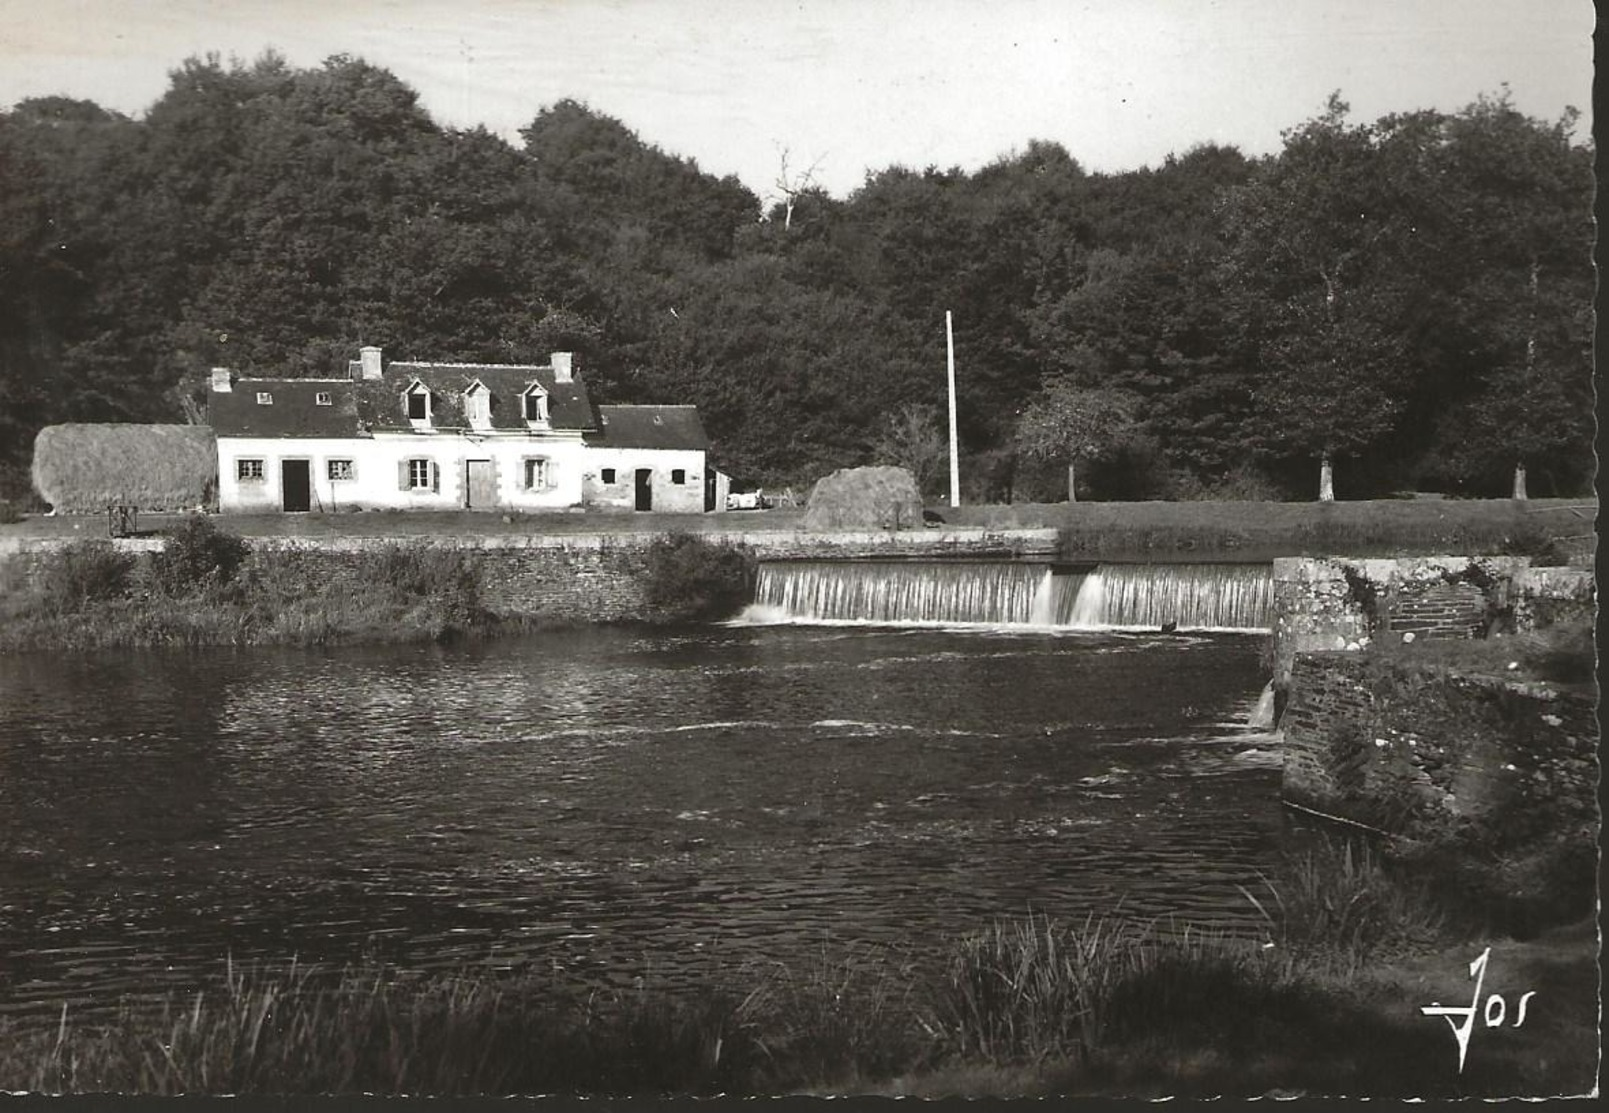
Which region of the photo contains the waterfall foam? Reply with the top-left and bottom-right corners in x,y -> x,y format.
745,560 -> 1274,631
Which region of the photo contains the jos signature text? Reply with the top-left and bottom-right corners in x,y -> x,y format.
1420,947 -> 1536,1073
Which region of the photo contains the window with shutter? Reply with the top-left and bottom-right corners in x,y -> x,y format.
403,458 -> 432,490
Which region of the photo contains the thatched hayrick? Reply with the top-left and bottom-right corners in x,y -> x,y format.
32,424 -> 217,512
804,465 -> 924,531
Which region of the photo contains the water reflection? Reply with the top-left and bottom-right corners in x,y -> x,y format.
0,626 -> 1282,1018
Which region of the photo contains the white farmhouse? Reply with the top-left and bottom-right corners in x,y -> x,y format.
209,346 -> 725,514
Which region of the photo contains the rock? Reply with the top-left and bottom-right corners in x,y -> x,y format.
1401,631 -> 1416,643
804,466 -> 924,531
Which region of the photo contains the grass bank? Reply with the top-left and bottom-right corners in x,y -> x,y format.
1,838 -> 1595,1099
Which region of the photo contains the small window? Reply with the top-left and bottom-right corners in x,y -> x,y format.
328,459 -> 355,481
406,388 -> 430,421
256,392 -> 273,405
315,391 -> 333,406
671,468 -> 686,485
600,467 -> 616,484
238,459 -> 265,481
523,390 -> 548,423
523,458 -> 550,490
408,458 -> 432,490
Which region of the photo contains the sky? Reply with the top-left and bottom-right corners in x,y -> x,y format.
0,0 -> 1593,202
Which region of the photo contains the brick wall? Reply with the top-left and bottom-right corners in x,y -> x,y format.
1386,579 -> 1487,639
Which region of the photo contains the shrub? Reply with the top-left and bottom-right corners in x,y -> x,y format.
39,540 -> 136,611
641,534 -> 755,622
346,544 -> 491,639
150,516 -> 250,597
0,498 -> 21,525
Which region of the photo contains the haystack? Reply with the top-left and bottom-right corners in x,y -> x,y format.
32,424 -> 217,512
804,466 -> 924,531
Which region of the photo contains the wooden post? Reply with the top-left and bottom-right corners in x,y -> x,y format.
946,311 -> 960,508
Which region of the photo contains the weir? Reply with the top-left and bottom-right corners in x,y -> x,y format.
750,561 -> 1275,631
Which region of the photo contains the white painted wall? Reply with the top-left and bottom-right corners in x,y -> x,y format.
581,447 -> 709,512
216,434 -> 592,513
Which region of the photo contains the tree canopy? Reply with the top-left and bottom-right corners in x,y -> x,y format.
0,57 -> 1593,504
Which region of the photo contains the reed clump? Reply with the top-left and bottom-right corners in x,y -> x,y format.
1240,834 -> 1450,970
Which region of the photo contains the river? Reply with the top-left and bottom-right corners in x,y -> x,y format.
0,623 -> 1283,1018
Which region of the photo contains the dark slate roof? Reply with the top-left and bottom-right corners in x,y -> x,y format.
585,405 -> 709,451
210,360 -> 597,437
355,362 -> 596,432
208,380 -> 360,437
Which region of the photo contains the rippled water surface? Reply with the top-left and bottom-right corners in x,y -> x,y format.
0,625 -> 1283,1016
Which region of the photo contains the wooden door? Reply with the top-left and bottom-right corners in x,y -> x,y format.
634,469 -> 653,511
465,459 -> 496,509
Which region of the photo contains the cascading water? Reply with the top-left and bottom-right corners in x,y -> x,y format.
1056,563 -> 1274,631
745,560 -> 1274,631
750,560 -> 1052,625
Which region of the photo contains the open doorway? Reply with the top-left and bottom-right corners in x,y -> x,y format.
281,460 -> 311,512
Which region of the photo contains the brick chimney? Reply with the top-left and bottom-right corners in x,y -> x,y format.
210,367 -> 233,392
360,345 -> 384,380
551,351 -> 573,384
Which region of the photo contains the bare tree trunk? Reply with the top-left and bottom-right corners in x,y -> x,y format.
1318,455 -> 1335,502
1512,461 -> 1528,501
1067,462 -> 1078,503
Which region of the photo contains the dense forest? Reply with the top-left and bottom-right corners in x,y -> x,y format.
0,52 -> 1594,504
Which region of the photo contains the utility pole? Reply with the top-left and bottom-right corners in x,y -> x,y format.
946,310 -> 960,507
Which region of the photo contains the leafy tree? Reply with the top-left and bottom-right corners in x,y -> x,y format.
1014,373 -> 1141,501
1417,92 -> 1594,497
1218,96 -> 1433,499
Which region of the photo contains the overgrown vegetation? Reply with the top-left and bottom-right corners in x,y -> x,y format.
640,533 -> 755,622
148,515 -> 249,596
35,539 -> 136,612
1241,835 -> 1448,968
5,839 -> 1589,1099
0,534 -> 503,650
0,528 -> 771,650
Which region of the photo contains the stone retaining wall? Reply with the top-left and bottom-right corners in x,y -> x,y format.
1269,555 -> 1594,689
1281,651 -> 1598,848
0,527 -> 1063,622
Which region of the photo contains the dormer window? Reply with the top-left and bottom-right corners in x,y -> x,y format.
315,391 -> 332,406
404,381 -> 432,428
522,385 -> 550,427
464,382 -> 491,430
256,392 -> 273,405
